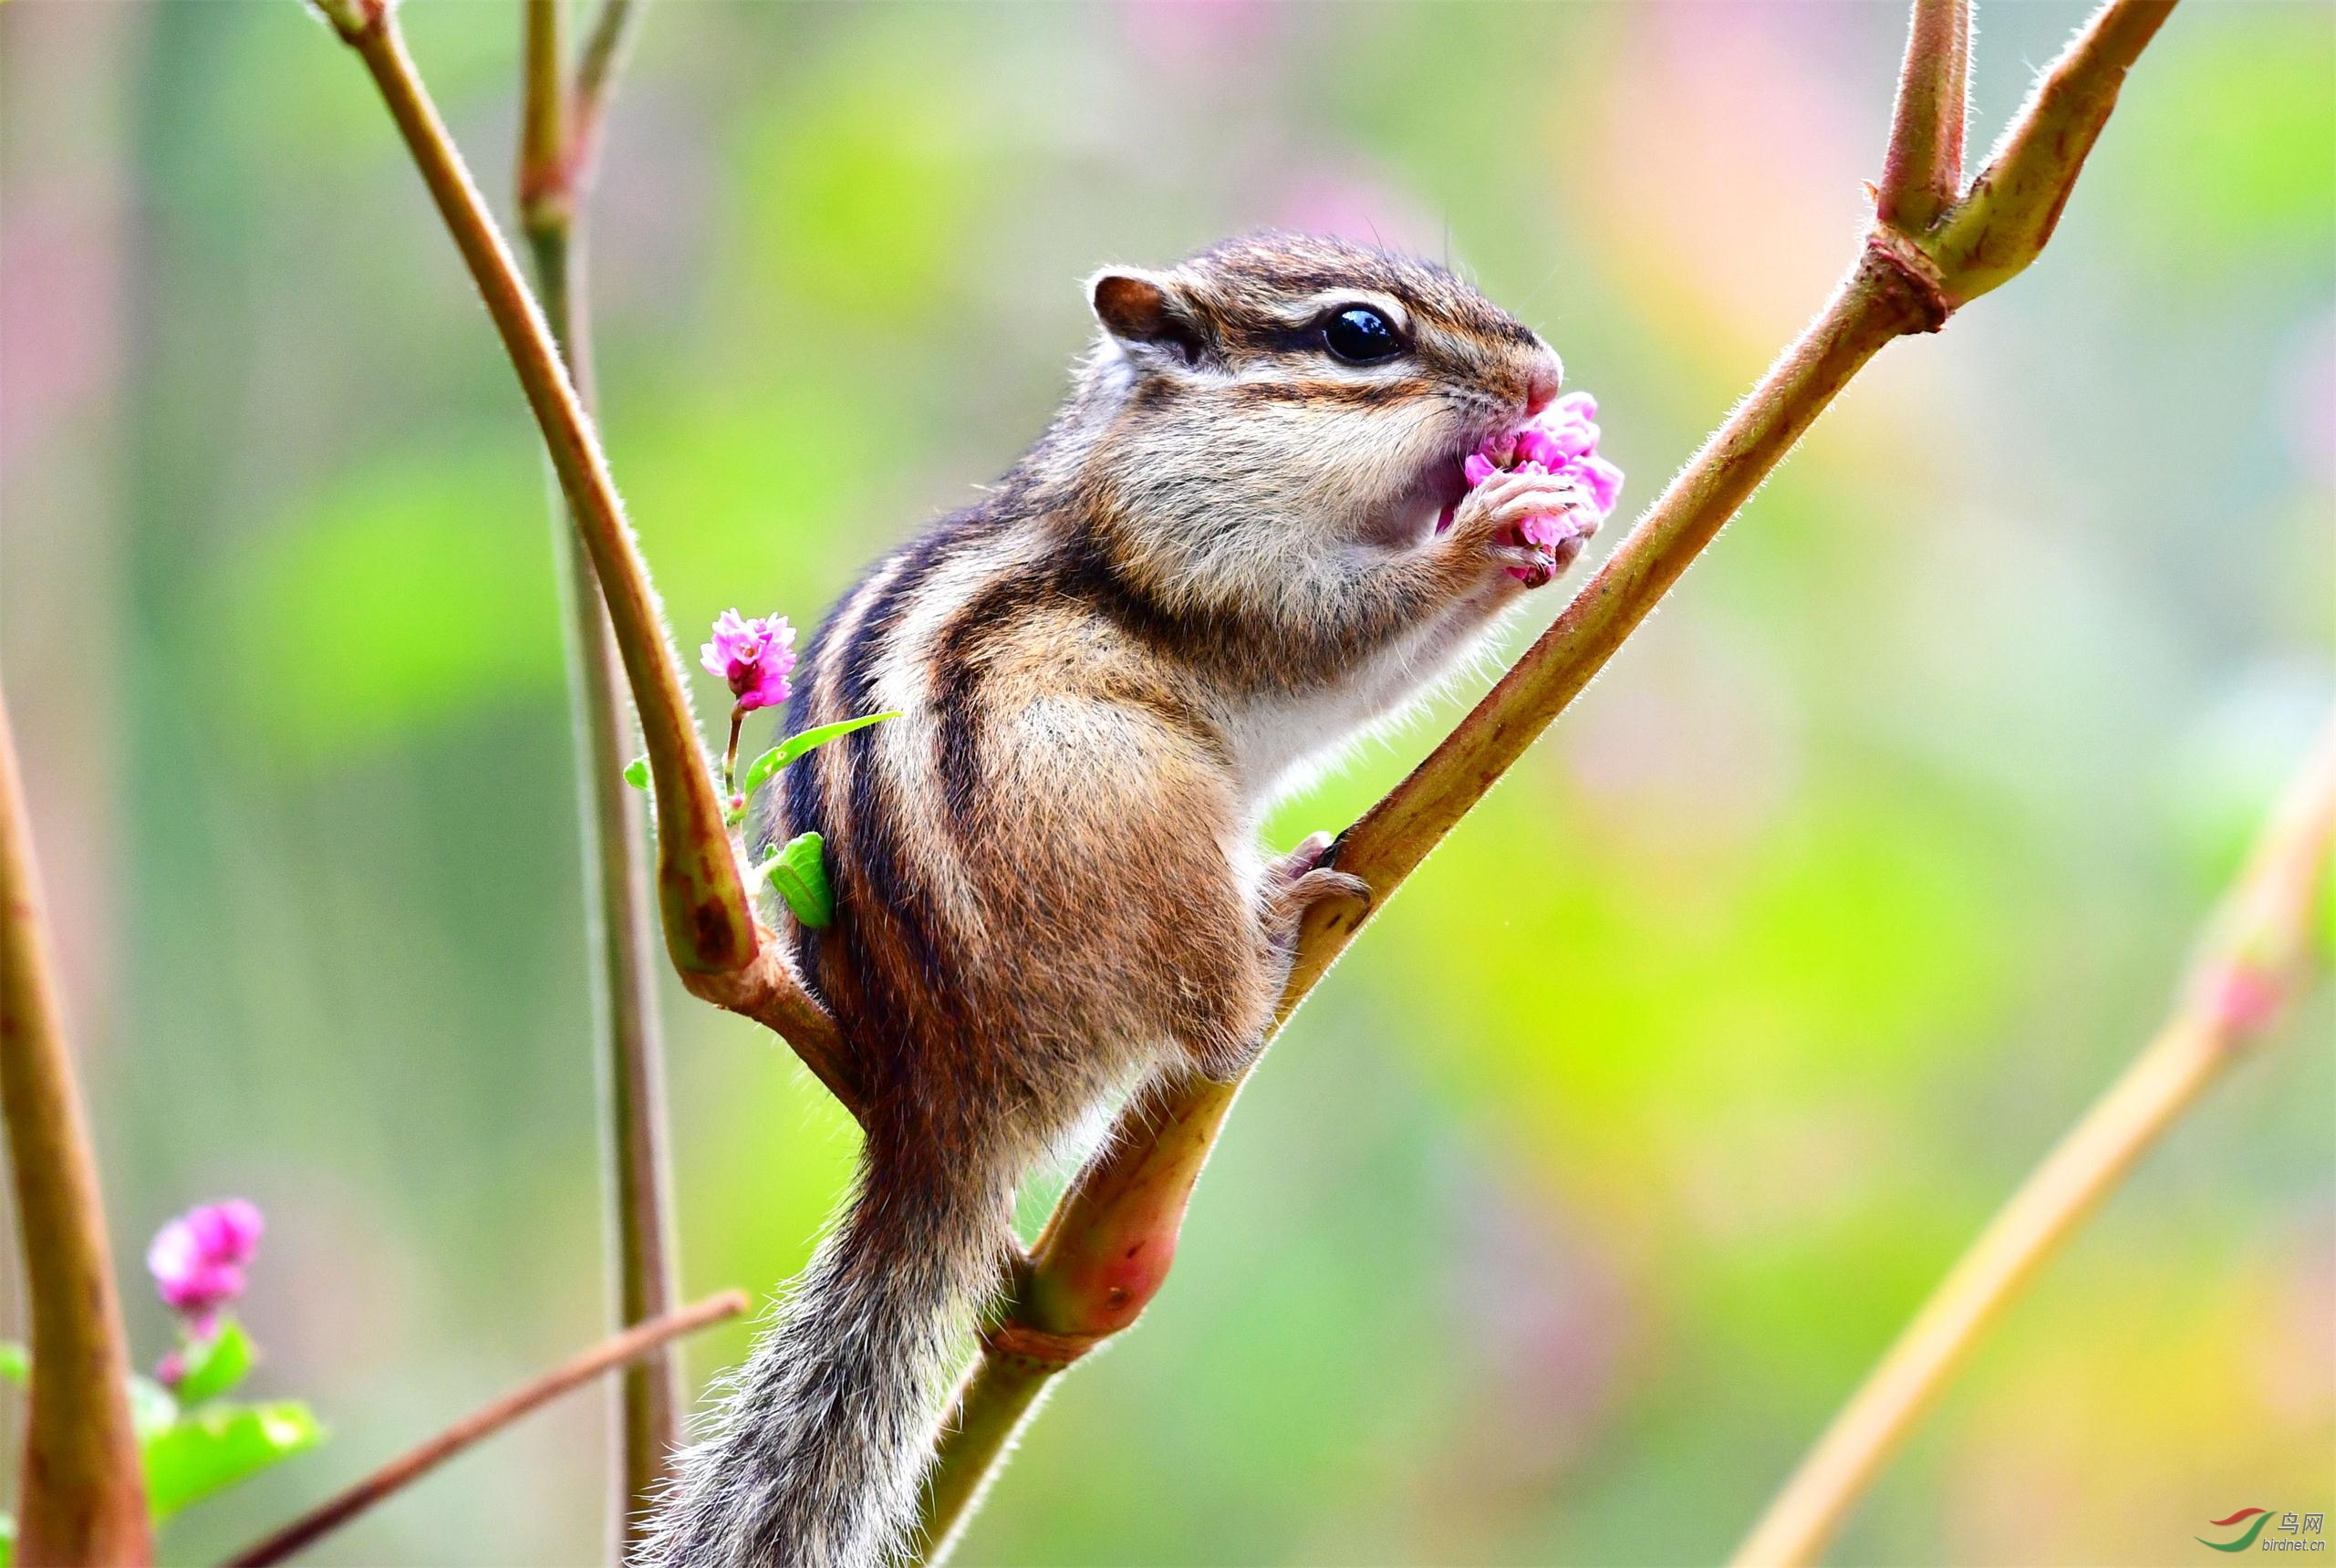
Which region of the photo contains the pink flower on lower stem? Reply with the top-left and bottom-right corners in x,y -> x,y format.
149,1199 -> 264,1332
700,609 -> 797,712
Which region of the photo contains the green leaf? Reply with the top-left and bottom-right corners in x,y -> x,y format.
770,831 -> 836,929
0,1511 -> 14,1566
172,1319 -> 255,1405
128,1375 -> 179,1442
738,747 -> 785,796
741,711 -> 900,795
0,1343 -> 25,1385
142,1401 -> 324,1521
623,755 -> 650,791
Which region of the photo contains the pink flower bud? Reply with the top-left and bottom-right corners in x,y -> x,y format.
700,609 -> 798,713
149,1199 -> 265,1327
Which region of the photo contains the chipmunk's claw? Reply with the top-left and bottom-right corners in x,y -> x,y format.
1269,830 -> 1335,887
1263,831 -> 1368,951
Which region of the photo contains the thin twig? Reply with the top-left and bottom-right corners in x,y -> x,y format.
0,694 -> 151,1561
220,1290 -> 749,1568
1732,717 -> 2336,1567
518,0 -> 681,1547
309,0 -> 846,1085
517,0 -> 564,231
909,0 -> 2177,1551
676,945 -> 862,1109
568,0 -> 639,191
311,0 -> 757,978
1875,0 -> 1971,232
1930,0 -> 2175,305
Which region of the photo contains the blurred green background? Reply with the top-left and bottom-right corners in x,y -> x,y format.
2,2 -> 2331,1563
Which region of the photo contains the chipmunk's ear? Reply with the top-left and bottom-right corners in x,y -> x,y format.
1087,267 -> 1211,369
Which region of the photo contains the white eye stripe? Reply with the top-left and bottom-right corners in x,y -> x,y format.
1232,359 -> 1410,388
1267,290 -> 1412,336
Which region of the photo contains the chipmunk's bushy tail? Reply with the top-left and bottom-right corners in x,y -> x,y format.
638,1112 -> 1008,1568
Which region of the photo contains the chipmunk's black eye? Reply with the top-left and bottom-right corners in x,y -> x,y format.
1322,306 -> 1402,365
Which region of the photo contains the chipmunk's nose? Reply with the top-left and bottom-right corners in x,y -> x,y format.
1523,357 -> 1563,416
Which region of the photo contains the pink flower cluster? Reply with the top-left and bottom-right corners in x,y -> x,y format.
701,609 -> 797,713
1461,392 -> 1625,579
148,1199 -> 264,1334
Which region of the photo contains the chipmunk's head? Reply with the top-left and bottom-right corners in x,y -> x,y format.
1075,232 -> 1563,557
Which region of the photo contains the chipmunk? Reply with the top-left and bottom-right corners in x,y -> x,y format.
642,233 -> 1600,1568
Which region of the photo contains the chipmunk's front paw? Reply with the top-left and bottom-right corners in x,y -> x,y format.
1447,469 -> 1602,591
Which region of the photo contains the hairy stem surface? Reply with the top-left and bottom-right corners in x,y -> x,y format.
313,0 -> 752,975
1876,0 -> 1970,231
309,0 -> 845,1069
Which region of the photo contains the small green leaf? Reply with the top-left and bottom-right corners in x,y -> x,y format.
0,1511 -> 14,1566
142,1400 -> 324,1521
738,746 -> 786,795
173,1319 -> 254,1405
743,711 -> 900,797
622,756 -> 650,790
128,1375 -> 179,1442
770,831 -> 836,929
0,1343 -> 25,1385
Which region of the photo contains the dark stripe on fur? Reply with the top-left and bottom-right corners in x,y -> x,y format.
927,572 -> 1051,838
772,578 -> 869,1000
1223,377 -> 1427,408
830,523 -> 972,1048
1051,519 -> 1424,701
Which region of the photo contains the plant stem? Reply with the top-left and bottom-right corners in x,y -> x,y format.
311,0 -> 753,977
722,709 -> 743,803
0,725 -> 146,1561
1732,718 -> 2336,1567
0,695 -> 151,1563
1929,0 -> 2175,306
914,1338 -> 1056,1564
1876,0 -> 1970,232
220,1290 -> 748,1568
519,0 -> 680,1551
310,0 -> 846,1081
569,0 -> 639,192
909,2 -> 2177,1552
